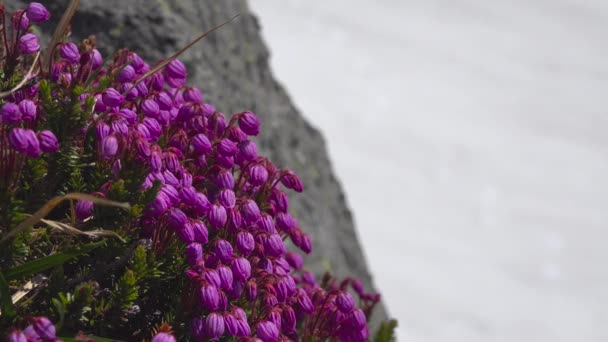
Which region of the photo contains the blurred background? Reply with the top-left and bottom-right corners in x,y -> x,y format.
251,0 -> 608,341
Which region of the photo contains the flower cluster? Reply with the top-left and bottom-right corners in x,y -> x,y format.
1,2 -> 384,341
7,317 -> 56,342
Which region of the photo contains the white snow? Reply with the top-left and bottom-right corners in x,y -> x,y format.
250,1 -> 608,341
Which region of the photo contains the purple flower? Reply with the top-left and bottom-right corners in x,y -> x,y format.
31,316 -> 56,340
276,213 -> 297,232
281,170 -> 303,192
141,98 -> 160,118
241,199 -> 261,223
96,122 -> 110,141
166,59 -> 187,79
12,10 -> 30,30
285,252 -> 303,270
9,128 -> 40,158
191,220 -> 209,244
257,214 -> 276,233
143,118 -> 162,139
165,208 -> 188,230
102,88 -> 124,107
265,234 -> 285,257
231,257 -> 251,281
224,314 -> 240,337
2,103 -> 21,123
204,269 -> 222,288
6,330 -> 27,342
176,221 -> 196,243
118,64 -> 136,82
91,49 -> 103,69
60,42 -> 80,64
185,243 -> 203,266
217,138 -> 237,157
151,332 -> 176,342
215,239 -> 233,263
191,317 -> 205,340
120,82 -> 139,100
296,289 -> 314,314
336,292 -> 355,313
101,135 -> 119,159
249,164 -> 269,186
18,100 -> 36,121
199,284 -> 220,310
208,204 -> 227,229
205,313 -> 225,340
246,280 -> 257,301
155,92 -> 173,111
215,170 -> 234,189
256,321 -> 279,342
238,111 -> 260,136
281,306 -> 296,333
346,308 -> 367,330
218,266 -> 234,290
26,2 -> 50,22
191,133 -> 212,154
236,231 -> 255,255
75,200 -> 94,220
37,130 -> 60,153
218,189 -> 236,209
183,87 -> 203,103
118,108 -> 137,124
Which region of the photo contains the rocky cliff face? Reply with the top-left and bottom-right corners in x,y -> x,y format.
8,0 -> 387,327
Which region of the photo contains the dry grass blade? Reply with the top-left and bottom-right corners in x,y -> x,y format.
43,0 -> 81,70
0,51 -> 40,99
41,218 -> 126,243
0,275 -> 47,315
0,192 -> 129,244
122,13 -> 240,96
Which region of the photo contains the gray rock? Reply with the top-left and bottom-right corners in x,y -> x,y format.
9,0 -> 387,329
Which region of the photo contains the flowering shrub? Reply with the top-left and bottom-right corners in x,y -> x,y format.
0,2 -> 395,341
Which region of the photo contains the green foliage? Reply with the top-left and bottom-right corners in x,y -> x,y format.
374,319 -> 398,342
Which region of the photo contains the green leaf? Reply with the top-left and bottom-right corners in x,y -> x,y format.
0,272 -> 16,318
374,319 -> 398,342
4,241 -> 106,280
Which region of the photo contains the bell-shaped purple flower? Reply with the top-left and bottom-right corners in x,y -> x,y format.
256,321 -> 279,342
143,118 -> 162,139
217,265 -> 234,291
18,99 -> 37,121
238,111 -> 260,136
118,108 -> 137,124
166,59 -> 187,79
217,138 -> 237,157
264,234 -> 285,257
191,133 -> 212,155
141,99 -> 160,118
346,308 -> 367,330
223,314 -> 240,336
12,10 -> 30,30
194,193 -> 212,216
248,164 -> 269,186
101,135 -> 119,159
198,283 -> 220,310
60,42 -> 80,64
151,332 -> 176,342
208,204 -> 227,229
118,64 -> 136,82
205,313 -> 225,340
9,128 -> 40,158
18,33 -> 40,54
74,200 -> 94,221
246,280 -> 257,301
238,140 -> 258,162
236,231 -> 255,255
31,316 -> 56,340
7,330 -> 27,342
2,102 -> 21,123
215,239 -> 234,263
90,49 -> 103,69
257,214 -> 276,233
215,170 -> 234,189
276,213 -> 297,232
241,199 -> 261,223
183,87 -> 203,103
231,257 -> 251,281
165,208 -> 188,230
191,317 -> 205,340
102,88 -> 124,107
37,130 -> 59,153
176,221 -> 196,243
296,289 -> 314,314
336,291 -> 356,313
281,306 -> 296,333
146,193 -> 169,216
281,170 -> 303,192
185,243 -> 203,266
26,2 -> 50,22
96,122 -> 110,141
218,189 -> 236,209
191,220 -> 209,244
285,252 -> 303,270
